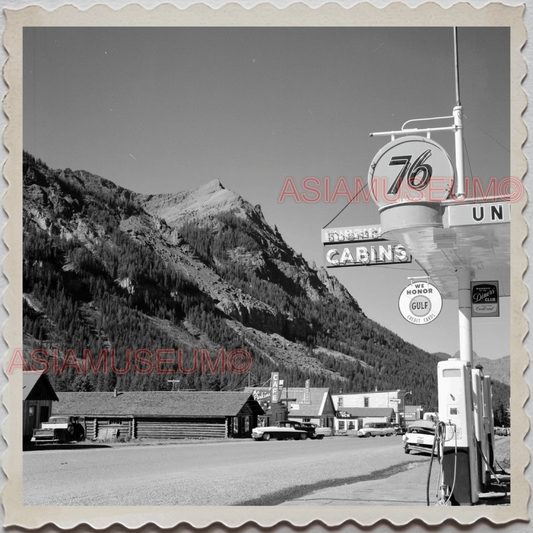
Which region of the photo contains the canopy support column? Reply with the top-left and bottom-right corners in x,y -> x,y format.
458,268 -> 473,365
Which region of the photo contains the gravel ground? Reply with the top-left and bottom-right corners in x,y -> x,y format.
493,435 -> 511,472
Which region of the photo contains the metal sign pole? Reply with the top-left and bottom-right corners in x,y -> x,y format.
453,27 -> 466,199
458,268 -> 473,365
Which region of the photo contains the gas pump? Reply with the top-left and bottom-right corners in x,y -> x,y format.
482,371 -> 496,475
437,358 -> 479,505
471,368 -> 487,490
472,367 -> 495,490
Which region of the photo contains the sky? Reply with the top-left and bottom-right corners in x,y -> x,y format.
23,26 -> 511,359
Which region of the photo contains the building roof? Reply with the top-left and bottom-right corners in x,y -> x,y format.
54,391 -> 264,418
23,371 -> 58,401
244,386 -> 333,417
336,407 -> 394,418
332,390 -> 404,398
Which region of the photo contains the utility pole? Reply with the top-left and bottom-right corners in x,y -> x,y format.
167,380 -> 180,391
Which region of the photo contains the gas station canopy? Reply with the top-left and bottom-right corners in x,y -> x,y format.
384,200 -> 510,299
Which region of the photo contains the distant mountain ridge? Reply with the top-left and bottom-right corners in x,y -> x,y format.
21,152 -> 507,409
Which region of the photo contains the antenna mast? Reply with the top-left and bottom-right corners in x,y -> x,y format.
453,27 -> 466,198
454,27 -> 461,106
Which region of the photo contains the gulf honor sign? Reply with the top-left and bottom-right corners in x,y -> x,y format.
399,281 -> 443,325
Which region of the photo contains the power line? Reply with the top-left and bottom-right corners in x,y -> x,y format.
468,120 -> 510,153
322,183 -> 368,229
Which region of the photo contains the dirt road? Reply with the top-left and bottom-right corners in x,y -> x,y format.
23,435 -> 428,506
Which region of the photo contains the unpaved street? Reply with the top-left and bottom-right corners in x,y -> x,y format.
23,436 -> 429,506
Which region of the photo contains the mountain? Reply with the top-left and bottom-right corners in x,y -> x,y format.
21,152 -> 504,409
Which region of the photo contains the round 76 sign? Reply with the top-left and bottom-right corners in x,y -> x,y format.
368,135 -> 455,207
398,281 -> 443,325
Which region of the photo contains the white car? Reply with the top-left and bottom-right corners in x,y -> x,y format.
252,421 -> 309,441
355,422 -> 395,438
402,421 -> 436,454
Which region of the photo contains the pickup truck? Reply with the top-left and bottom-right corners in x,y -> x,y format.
31,415 -> 86,444
355,422 -> 395,438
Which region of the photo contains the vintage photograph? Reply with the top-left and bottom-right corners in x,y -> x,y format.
2,2 -> 528,530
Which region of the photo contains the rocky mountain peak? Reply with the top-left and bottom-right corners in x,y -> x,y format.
139,179 -> 248,226
199,178 -> 226,192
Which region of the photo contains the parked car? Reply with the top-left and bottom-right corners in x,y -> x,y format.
392,424 -> 406,435
252,420 -> 310,441
495,427 -> 511,436
31,415 -> 86,444
355,422 -> 395,438
403,421 -> 436,455
294,422 -> 326,440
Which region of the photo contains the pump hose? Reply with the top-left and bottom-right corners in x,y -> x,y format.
475,439 -> 510,485
426,422 -> 445,506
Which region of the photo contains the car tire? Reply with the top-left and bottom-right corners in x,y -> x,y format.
300,433 -> 307,441
404,447 -> 410,454
262,433 -> 271,441
318,435 -> 325,440
372,434 -> 376,437
380,434 -> 384,437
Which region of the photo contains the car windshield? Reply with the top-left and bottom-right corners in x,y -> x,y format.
408,427 -> 434,435
49,417 -> 70,424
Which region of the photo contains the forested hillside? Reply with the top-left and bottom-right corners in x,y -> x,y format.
22,152 -> 510,412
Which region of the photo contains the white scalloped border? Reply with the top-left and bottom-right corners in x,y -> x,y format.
1,2 -> 529,529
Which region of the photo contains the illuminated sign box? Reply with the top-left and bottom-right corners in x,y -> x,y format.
324,241 -> 411,268
446,202 -> 510,227
471,281 -> 499,318
321,225 -> 383,244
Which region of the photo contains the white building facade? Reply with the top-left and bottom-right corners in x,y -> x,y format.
332,389 -> 410,432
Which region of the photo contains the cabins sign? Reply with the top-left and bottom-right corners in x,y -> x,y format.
321,225 -> 383,244
322,224 -> 411,268
324,241 -> 411,268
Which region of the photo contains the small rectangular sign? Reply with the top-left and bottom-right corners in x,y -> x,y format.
303,380 -> 310,404
271,372 -> 280,403
447,202 -> 510,227
471,281 -> 500,318
321,225 -> 384,244
324,241 -> 411,268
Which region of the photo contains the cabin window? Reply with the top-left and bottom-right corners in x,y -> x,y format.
364,397 -> 369,407
338,397 -> 343,408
